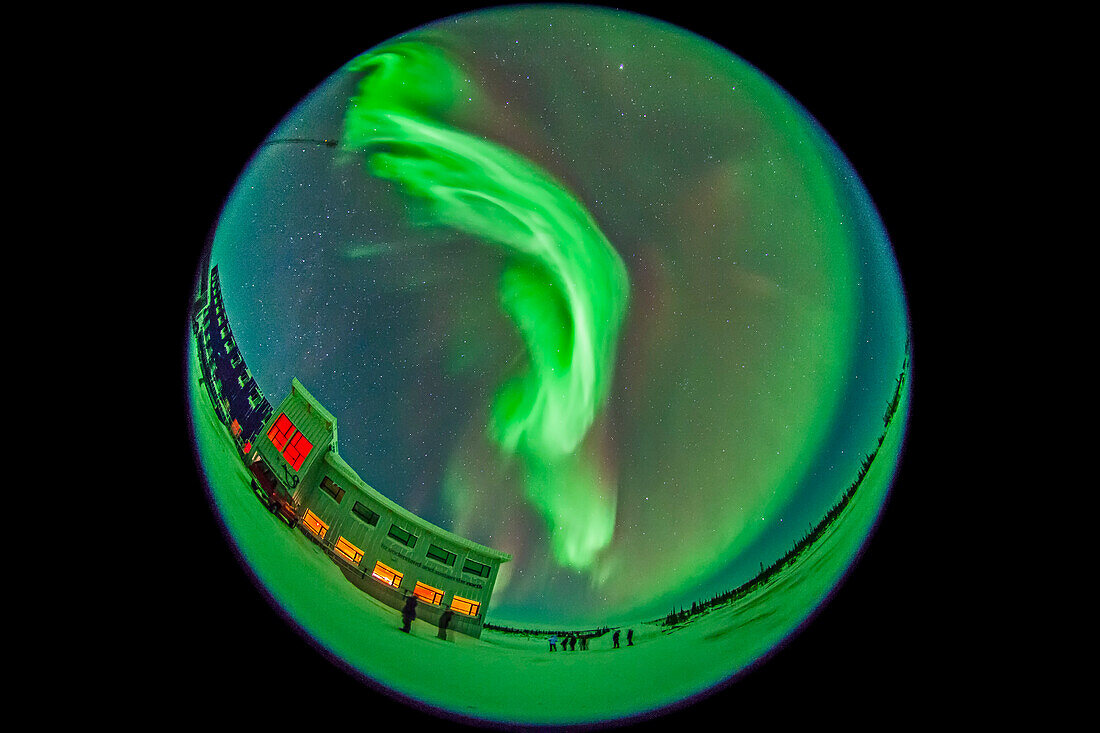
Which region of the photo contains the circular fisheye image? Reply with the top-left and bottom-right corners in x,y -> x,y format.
185,5 -> 911,727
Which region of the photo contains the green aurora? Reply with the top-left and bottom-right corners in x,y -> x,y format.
341,40 -> 630,570
205,5 -> 904,629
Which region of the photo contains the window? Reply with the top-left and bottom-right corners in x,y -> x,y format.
372,561 -> 402,588
267,413 -> 296,452
352,501 -> 380,527
267,413 -> 314,470
334,537 -> 364,565
426,544 -> 456,567
320,476 -> 345,503
387,524 -> 417,548
282,431 -> 313,472
462,558 -> 491,578
413,581 -> 444,605
302,509 -> 328,540
450,596 -> 481,617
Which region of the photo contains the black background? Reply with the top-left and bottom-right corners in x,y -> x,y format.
162,3 -> 954,728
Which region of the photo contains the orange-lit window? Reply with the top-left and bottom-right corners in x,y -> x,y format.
267,413 -> 296,452
242,441 -> 252,454
372,561 -> 402,588
450,595 -> 481,617
231,419 -> 242,436
282,431 -> 313,472
334,536 -> 364,565
413,581 -> 445,605
301,509 -> 328,540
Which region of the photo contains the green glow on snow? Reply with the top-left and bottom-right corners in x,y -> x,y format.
341,41 -> 630,569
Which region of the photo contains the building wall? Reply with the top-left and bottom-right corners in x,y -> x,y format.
255,380 -> 509,639
192,265 -> 273,444
293,459 -> 505,636
254,382 -> 335,492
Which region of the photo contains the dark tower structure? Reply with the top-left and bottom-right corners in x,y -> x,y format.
192,264 -> 273,449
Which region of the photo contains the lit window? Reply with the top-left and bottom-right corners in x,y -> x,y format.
320,476 -> 345,503
413,581 -> 444,605
372,561 -> 402,588
282,431 -> 313,472
230,419 -> 242,436
302,509 -> 328,540
450,596 -> 481,617
334,536 -> 364,565
462,558 -> 491,578
267,413 -> 296,452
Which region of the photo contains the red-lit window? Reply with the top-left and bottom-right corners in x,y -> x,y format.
282,431 -> 313,472
267,413 -> 296,452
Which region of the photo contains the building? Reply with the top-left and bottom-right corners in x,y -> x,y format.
192,265 -> 273,449
248,378 -> 511,639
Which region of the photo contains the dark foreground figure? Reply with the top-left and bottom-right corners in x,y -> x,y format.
401,594 -> 418,633
438,609 -> 454,640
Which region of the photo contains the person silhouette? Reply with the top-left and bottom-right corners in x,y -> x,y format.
438,609 -> 454,640
627,628 -> 634,646
569,635 -> 577,651
613,629 -> 620,648
401,594 -> 418,633
549,634 -> 559,652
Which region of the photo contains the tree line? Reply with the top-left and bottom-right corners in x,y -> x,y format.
662,339 -> 910,629
484,622 -> 614,638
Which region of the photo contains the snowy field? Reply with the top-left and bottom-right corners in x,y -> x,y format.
187,337 -> 904,726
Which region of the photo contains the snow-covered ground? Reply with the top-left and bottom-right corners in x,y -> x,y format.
187,338 -> 904,726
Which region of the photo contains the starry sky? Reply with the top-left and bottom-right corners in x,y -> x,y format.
207,6 -> 908,627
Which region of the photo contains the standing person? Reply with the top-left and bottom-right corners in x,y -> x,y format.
569,635 -> 577,651
627,628 -> 634,646
438,609 -> 454,641
549,634 -> 559,652
401,593 -> 418,633
580,635 -> 588,651
612,629 -> 620,648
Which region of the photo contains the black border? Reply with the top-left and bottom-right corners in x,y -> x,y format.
161,3 -> 948,728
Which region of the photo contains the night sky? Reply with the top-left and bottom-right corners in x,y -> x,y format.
206,6 -> 909,627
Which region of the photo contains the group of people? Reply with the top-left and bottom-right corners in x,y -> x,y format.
401,593 -> 455,641
549,628 -> 634,651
